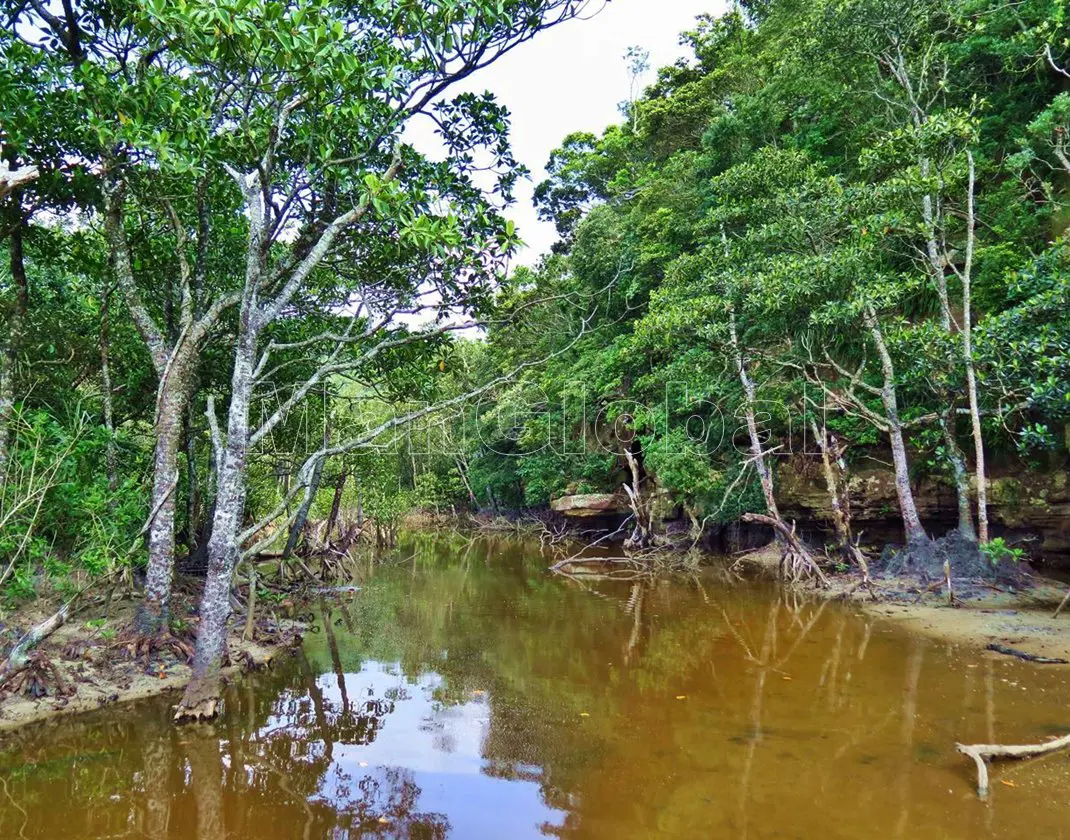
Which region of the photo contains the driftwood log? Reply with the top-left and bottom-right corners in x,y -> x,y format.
1,601 -> 72,675
956,732 -> 1070,798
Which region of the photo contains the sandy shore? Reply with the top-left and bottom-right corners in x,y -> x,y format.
859,586 -> 1070,662
736,544 -> 1070,663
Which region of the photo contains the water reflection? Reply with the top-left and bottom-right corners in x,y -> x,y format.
2,534 -> 1069,839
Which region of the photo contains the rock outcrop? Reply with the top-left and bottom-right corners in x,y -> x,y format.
550,493 -> 630,518
776,459 -> 1070,568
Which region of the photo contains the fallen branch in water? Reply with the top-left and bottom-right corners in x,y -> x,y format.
956,732 -> 1070,798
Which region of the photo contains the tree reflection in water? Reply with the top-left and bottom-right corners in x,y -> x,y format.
2,535 -> 1070,840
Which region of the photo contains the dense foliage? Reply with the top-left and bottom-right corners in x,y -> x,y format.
2,0 -> 1070,700
432,0 -> 1070,551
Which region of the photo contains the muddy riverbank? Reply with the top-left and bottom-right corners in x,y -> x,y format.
0,580 -> 306,732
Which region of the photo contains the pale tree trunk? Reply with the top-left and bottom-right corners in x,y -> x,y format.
863,307 -> 929,548
282,418 -> 332,561
455,454 -> 478,507
961,153 -> 989,543
729,310 -> 779,520
282,454 -> 325,561
136,351 -> 196,633
809,418 -> 870,576
177,165 -> 267,718
186,401 -> 199,550
622,446 -> 653,548
177,310 -> 258,718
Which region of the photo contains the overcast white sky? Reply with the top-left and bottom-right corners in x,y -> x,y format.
424,0 -> 725,265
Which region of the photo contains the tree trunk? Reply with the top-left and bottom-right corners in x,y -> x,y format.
136,350 -> 196,633
810,418 -> 875,587
282,418 -> 332,561
186,400 -> 200,550
622,446 -> 653,548
0,220 -> 28,487
100,289 -> 119,497
729,311 -> 779,520
326,471 -> 347,543
176,298 -> 259,720
939,412 -> 976,541
454,454 -> 478,508
961,153 -> 989,543
282,453 -> 326,561
810,422 -> 852,547
863,307 -> 929,548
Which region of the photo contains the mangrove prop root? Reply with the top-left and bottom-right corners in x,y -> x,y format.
741,513 -> 829,586
0,655 -> 72,699
956,732 -> 1070,798
115,627 -> 196,666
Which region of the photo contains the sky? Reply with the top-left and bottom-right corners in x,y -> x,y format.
416,0 -> 725,266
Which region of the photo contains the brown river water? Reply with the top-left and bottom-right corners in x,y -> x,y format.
1,534 -> 1069,839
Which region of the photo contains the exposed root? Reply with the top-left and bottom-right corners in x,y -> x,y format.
741,513 -> 829,587
174,674 -> 223,722
0,655 -> 74,700
114,627 -> 196,669
956,732 -> 1070,798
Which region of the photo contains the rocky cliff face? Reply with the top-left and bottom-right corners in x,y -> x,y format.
776,459 -> 1070,570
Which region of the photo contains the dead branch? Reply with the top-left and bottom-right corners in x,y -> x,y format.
956,732 -> 1070,798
